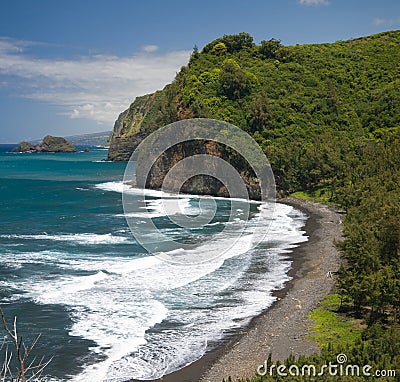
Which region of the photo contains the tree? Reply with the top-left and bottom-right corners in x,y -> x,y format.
189,44 -> 199,63
219,59 -> 256,100
222,32 -> 254,52
325,79 -> 339,114
211,42 -> 227,56
259,38 -> 282,59
202,32 -> 254,53
246,93 -> 272,132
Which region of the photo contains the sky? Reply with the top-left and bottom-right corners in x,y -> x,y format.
0,0 -> 399,143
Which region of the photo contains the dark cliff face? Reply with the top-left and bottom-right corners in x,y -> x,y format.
136,139 -> 262,200
106,132 -> 147,161
106,92 -> 157,161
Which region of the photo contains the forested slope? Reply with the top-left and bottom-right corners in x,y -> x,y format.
108,30 -> 400,196
107,31 -> 400,380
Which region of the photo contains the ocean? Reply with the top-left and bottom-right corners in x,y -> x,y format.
0,144 -> 307,381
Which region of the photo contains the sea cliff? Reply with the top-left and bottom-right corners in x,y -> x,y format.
107,92 -> 157,161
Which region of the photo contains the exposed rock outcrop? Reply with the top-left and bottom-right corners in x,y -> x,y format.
136,140 -> 262,200
107,92 -> 157,161
12,135 -> 77,153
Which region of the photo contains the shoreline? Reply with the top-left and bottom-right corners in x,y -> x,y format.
131,197 -> 343,382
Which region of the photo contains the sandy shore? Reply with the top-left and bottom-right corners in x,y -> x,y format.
132,198 -> 343,382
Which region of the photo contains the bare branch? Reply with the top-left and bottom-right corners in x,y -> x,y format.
0,306 -> 52,382
0,308 -> 15,344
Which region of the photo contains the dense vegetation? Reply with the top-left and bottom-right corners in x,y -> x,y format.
135,30 -> 400,197
108,30 -> 400,380
132,31 -> 400,380
234,128 -> 400,381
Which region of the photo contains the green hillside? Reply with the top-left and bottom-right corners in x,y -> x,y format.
107,31 -> 400,380
109,30 -> 400,196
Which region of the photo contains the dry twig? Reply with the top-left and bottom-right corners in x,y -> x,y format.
0,306 -> 52,382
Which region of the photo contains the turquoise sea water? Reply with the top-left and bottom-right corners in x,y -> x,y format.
0,144 -> 307,381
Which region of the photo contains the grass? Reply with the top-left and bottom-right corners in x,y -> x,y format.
290,190 -> 317,201
291,183 -> 336,204
308,294 -> 364,351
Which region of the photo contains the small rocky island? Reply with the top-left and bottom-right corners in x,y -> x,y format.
12,135 -> 77,153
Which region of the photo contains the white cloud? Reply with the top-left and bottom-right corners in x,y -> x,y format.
0,37 -> 190,124
142,45 -> 159,53
297,0 -> 329,6
372,17 -> 400,26
373,18 -> 386,26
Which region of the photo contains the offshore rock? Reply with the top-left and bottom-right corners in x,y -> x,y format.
12,135 -> 77,153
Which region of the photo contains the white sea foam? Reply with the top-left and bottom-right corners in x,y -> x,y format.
94,181 -> 129,193
27,259 -> 169,382
0,250 -> 74,269
95,181 -> 177,198
0,233 -> 129,245
95,181 -> 259,204
3,200 -> 308,381
119,197 -> 196,219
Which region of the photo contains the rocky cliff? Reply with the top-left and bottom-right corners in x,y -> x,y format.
136,139 -> 262,200
12,135 -> 77,153
106,92 -> 157,161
